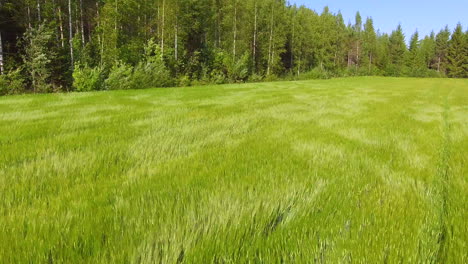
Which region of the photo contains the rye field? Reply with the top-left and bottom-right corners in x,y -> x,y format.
0,77 -> 467,263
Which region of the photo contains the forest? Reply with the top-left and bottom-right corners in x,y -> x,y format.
0,0 -> 467,95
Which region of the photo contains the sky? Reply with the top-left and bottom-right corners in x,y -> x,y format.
290,0 -> 468,40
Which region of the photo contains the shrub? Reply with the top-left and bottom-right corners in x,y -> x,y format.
132,39 -> 173,89
210,69 -> 227,84
264,74 -> 279,82
104,62 -> 134,90
0,69 -> 25,95
248,73 -> 264,83
226,53 -> 250,82
296,67 -> 331,80
178,75 -> 191,87
132,60 -> 172,89
72,64 -> 103,92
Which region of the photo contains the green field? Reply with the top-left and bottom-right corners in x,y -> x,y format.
1,77 -> 467,263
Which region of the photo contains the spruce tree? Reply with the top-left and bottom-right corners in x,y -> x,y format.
406,31 -> 426,75
435,26 -> 451,74
21,24 -> 56,92
420,32 -> 436,69
388,24 -> 407,75
447,23 -> 467,78
362,17 -> 377,74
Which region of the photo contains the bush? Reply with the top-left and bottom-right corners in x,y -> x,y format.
296,67 -> 331,80
104,62 -> 134,90
72,64 -> 103,92
264,74 -> 279,82
0,69 -> 25,95
248,73 -> 264,83
178,75 -> 191,87
132,40 -> 173,89
210,69 -> 227,84
132,60 -> 172,89
424,70 -> 445,78
226,53 -> 250,82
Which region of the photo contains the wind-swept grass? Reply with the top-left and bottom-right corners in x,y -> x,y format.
0,77 -> 467,263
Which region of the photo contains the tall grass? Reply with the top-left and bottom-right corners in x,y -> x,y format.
0,77 -> 467,263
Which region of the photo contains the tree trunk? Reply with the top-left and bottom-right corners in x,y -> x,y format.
37,0 -> 41,22
437,56 -> 441,72
137,4 -> 141,36
0,31 -> 4,75
115,0 -> 118,32
252,1 -> 257,71
161,0 -> 165,57
68,0 -> 74,69
175,18 -> 178,61
58,7 -> 65,47
356,42 -> 360,68
267,6 -> 274,76
80,0 -> 85,47
297,56 -> 301,76
157,4 -> 160,41
96,2 -> 102,64
347,51 -> 351,68
233,2 -> 237,60
290,14 -> 294,71
27,5 -> 32,29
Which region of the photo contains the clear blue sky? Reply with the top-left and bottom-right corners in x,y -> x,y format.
290,0 -> 467,40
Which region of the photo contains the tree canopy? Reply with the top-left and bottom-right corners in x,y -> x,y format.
0,0 -> 466,94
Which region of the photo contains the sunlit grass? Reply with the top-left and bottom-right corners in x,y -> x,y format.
0,77 -> 467,263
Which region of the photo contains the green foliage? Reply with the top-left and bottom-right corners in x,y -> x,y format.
210,70 -> 228,84
104,62 -> 134,90
447,24 -> 467,78
178,75 -> 192,87
1,0 -> 467,95
21,24 -> 56,93
226,52 -> 250,82
72,65 -> 103,92
295,67 -> 332,80
0,69 -> 25,95
132,40 -> 173,89
435,27 -> 451,73
388,25 -> 407,69
248,73 -> 264,83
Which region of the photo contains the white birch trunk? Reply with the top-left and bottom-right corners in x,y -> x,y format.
0,31 -> 4,75
37,0 -> 41,22
27,5 -> 32,29
233,1 -> 237,60
267,7 -> 274,76
161,0 -> 165,57
80,0 -> 85,46
68,0 -> 74,68
58,7 -> 65,47
252,2 -> 257,71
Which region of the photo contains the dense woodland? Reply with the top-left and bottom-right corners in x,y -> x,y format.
0,0 -> 467,95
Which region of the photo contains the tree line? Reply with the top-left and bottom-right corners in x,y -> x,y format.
0,0 -> 467,95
